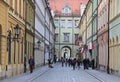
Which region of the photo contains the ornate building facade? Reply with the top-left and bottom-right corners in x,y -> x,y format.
48,0 -> 88,60
0,0 -> 25,78
24,0 -> 35,73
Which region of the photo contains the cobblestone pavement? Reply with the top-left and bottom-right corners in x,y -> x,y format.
1,63 -> 120,82
30,64 -> 102,82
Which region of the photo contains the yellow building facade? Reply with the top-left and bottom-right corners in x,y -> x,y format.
109,0 -> 120,76
0,0 -> 25,78
24,0 -> 35,73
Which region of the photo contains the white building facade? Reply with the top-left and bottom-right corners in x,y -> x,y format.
34,0 -> 55,67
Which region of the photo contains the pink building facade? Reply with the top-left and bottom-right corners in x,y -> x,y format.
97,0 -> 108,71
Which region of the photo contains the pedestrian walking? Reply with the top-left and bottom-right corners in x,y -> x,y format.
68,58 -> 71,67
61,57 -> 65,67
91,59 -> 95,69
83,58 -> 87,70
48,58 -> 53,68
72,58 -> 76,70
86,58 -> 90,69
65,58 -> 68,67
28,56 -> 35,73
77,58 -> 80,70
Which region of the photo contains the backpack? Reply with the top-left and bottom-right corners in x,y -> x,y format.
72,60 -> 76,64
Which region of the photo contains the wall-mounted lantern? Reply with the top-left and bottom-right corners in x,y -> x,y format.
34,40 -> 41,50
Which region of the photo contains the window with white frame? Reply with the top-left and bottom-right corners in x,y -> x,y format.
63,33 -> 70,42
60,20 -> 65,28
67,20 -> 72,28
54,20 -> 59,28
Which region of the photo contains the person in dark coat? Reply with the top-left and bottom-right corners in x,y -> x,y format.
61,57 -> 65,67
77,58 -> 81,69
72,58 -> 77,70
83,58 -> 87,70
91,59 -> 95,69
86,58 -> 90,69
29,56 -> 34,73
48,58 -> 53,68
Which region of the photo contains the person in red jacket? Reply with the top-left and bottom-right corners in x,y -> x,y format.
72,58 -> 77,70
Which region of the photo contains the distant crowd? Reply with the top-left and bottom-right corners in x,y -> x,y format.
60,57 -> 95,70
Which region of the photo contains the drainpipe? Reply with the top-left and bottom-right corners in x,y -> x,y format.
44,6 -> 47,65
85,13 -> 87,59
24,0 -> 27,73
33,0 -> 35,65
107,0 -> 110,74
59,16 -> 60,60
96,0 -> 99,69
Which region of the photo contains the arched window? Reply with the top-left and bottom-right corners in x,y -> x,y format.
0,25 -> 2,64
62,3 -> 71,14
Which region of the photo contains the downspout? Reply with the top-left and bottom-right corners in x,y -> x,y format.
49,18 -> 50,59
85,13 -> 87,59
59,16 -> 60,60
107,0 -> 110,74
44,6 -> 47,65
24,0 -> 27,73
72,16 -> 74,57
33,0 -> 35,64
91,0 -> 93,60
96,0 -> 99,69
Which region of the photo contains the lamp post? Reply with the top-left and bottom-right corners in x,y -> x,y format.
14,24 -> 21,39
34,40 -> 41,50
37,40 -> 41,50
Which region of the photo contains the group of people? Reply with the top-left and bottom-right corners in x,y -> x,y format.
61,57 -> 94,70
61,57 -> 82,70
28,56 -> 94,73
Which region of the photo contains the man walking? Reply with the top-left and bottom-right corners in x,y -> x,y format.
29,56 -> 34,73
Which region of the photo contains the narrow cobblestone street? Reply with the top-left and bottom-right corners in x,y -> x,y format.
1,63 -> 120,82
30,64 -> 101,82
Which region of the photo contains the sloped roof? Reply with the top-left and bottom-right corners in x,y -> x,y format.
48,0 -> 88,16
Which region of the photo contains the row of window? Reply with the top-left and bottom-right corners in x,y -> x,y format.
55,33 -> 79,42
54,20 -> 79,28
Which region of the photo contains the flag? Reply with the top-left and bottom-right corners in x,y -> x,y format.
81,47 -> 84,53
92,43 -> 94,49
89,42 -> 94,50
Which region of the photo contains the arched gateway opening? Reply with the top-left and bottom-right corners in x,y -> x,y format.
61,46 -> 71,59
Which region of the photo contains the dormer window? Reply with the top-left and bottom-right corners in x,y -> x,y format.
62,4 -> 71,14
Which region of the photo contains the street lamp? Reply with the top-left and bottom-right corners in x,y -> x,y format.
14,24 -> 21,39
34,40 -> 41,50
37,40 -> 41,49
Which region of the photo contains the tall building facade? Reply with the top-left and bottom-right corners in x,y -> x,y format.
109,0 -> 120,76
34,0 -> 55,67
48,0 -> 88,60
24,0 -> 35,73
98,0 -> 109,72
0,0 -> 25,78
